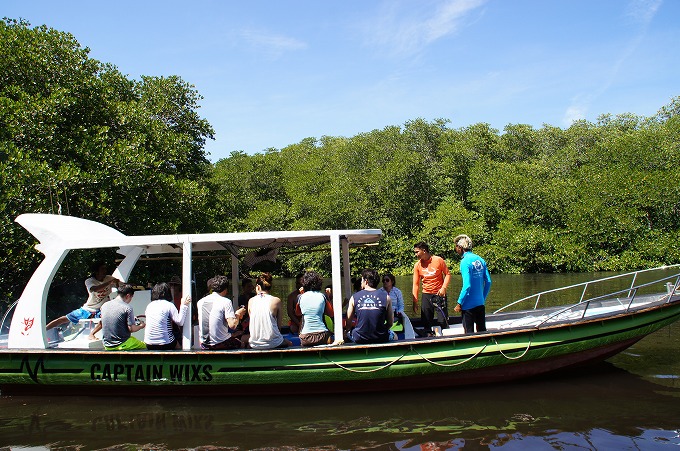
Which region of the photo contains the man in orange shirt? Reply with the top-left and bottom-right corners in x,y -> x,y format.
412,241 -> 451,336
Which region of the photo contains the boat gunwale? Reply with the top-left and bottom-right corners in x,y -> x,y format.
4,294 -> 679,356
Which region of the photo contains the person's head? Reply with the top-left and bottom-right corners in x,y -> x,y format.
413,241 -> 430,260
91,261 -> 107,278
302,271 -> 323,292
325,285 -> 333,300
294,273 -> 304,289
352,277 -> 362,292
151,282 -> 172,301
256,272 -> 273,292
361,268 -> 380,289
117,283 -> 136,302
242,278 -> 254,294
454,234 -> 472,254
382,273 -> 396,290
211,275 -> 230,295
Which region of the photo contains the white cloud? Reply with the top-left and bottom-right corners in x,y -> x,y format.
239,29 -> 307,59
625,0 -> 663,26
562,104 -> 587,127
366,0 -> 487,58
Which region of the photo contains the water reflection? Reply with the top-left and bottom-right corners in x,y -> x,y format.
1,353 -> 679,449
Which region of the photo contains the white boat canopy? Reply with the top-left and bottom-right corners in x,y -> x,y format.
10,214 -> 382,350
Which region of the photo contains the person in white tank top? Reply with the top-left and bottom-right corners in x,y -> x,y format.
244,273 -> 292,349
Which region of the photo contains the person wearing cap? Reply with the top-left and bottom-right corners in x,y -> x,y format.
453,234 -> 492,334
100,283 -> 147,350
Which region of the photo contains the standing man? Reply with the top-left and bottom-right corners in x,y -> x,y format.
453,234 -> 492,334
100,284 -> 146,350
412,241 -> 451,336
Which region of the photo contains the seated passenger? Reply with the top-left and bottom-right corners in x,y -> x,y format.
345,269 -> 396,344
144,282 -> 191,350
46,261 -> 119,338
100,284 -> 146,350
206,281 -> 247,350
244,273 -> 292,349
286,273 -> 304,334
379,273 -> 405,332
197,275 -> 245,349
296,271 -> 334,347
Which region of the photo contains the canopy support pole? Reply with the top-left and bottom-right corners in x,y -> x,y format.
231,254 -> 240,310
331,233 -> 344,344
182,237 -> 192,350
341,237 -> 351,305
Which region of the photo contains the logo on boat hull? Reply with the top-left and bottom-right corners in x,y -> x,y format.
21,317 -> 34,336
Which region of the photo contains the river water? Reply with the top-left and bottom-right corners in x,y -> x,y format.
1,273 -> 679,450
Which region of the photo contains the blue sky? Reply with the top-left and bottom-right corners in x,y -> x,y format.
3,0 -> 678,162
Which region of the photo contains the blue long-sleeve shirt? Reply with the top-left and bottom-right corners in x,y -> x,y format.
456,251 -> 491,310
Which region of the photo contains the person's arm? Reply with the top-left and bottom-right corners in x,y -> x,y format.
324,294 -> 334,318
457,264 -> 471,307
345,296 -> 356,332
89,321 -> 102,340
88,276 -> 118,293
172,295 -> 191,326
129,322 -> 145,333
228,305 -> 246,329
437,259 -> 451,297
483,268 -> 492,300
128,306 -> 145,332
287,292 -> 302,327
394,287 -> 404,313
385,295 -> 394,328
273,297 -> 283,328
412,268 -> 420,314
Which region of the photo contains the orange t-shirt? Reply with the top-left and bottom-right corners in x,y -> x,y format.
413,255 -> 450,294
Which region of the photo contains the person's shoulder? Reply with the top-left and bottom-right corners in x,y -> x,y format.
433,255 -> 448,266
216,295 -> 232,305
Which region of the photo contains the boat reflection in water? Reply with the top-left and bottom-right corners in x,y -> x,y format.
1,344 -> 679,450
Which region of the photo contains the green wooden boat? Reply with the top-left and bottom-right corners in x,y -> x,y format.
1,214 -> 678,395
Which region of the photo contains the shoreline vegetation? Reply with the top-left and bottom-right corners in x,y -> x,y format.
1,18 -> 679,306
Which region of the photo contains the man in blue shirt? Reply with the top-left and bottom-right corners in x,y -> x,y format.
453,235 -> 492,334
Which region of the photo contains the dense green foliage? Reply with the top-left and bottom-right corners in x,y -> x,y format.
213,110 -> 680,277
0,19 -> 215,300
1,18 -> 679,305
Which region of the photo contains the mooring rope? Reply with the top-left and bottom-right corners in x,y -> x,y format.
411,340 -> 490,367
323,335 -> 532,372
494,336 -> 532,360
322,351 -> 409,373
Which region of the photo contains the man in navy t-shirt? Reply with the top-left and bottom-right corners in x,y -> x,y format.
346,269 -> 396,344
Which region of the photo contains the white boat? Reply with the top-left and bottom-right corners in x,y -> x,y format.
0,213 -> 679,396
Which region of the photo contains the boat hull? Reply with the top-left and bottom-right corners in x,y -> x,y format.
2,300 -> 678,396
